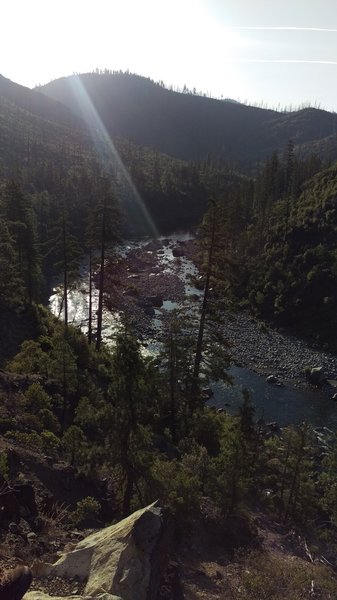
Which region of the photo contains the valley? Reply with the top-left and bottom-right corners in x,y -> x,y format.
50,233 -> 337,428
2,68 -> 337,600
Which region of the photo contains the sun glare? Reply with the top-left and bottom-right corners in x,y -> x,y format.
69,75 -> 158,237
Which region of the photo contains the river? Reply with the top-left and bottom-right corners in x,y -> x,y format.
49,233 -> 337,429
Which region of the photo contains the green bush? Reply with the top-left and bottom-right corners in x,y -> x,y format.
0,452 -> 9,480
25,383 -> 52,413
8,340 -> 49,375
73,496 -> 100,525
62,425 -> 87,466
4,431 -> 43,451
41,430 -> 61,456
38,409 -> 60,433
20,412 -> 44,432
150,444 -> 210,523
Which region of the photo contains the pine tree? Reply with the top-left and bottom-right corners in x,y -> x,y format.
93,177 -> 119,350
48,203 -> 81,328
83,207 -> 96,345
190,200 -> 231,411
49,333 -> 78,426
106,331 -> 157,515
1,180 -> 42,304
192,199 -> 217,396
0,218 -> 24,310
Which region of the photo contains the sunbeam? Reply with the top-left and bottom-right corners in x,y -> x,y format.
69,75 -> 158,238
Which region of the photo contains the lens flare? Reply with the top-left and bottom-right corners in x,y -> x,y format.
69,75 -> 158,237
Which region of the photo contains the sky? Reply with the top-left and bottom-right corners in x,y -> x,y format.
2,0 -> 337,111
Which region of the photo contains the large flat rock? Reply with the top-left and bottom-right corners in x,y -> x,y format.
25,594 -> 122,600
32,501 -> 166,600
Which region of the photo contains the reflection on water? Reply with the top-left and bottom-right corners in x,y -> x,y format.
212,365 -> 337,428
49,233 -> 337,428
49,268 -> 123,344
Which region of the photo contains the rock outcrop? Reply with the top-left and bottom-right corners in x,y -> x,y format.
31,501 -> 167,600
0,482 -> 37,527
0,565 -> 32,600
25,594 -> 122,600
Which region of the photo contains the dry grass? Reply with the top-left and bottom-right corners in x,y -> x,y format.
182,549 -> 337,599
40,501 -> 71,535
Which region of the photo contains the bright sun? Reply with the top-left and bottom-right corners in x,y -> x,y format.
2,0 -> 249,96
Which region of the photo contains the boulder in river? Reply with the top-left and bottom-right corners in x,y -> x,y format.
306,366 -> 326,386
172,247 -> 185,258
145,295 -> 163,308
137,298 -> 155,316
194,276 -> 205,290
266,374 -> 283,386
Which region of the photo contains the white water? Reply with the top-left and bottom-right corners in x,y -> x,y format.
49,234 -> 337,428
49,232 -> 201,347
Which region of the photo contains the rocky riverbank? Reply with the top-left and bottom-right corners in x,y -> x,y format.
52,234 -> 337,392
102,235 -> 337,390
221,309 -> 337,389
102,237 -> 193,340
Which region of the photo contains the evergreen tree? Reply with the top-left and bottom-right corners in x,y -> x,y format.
48,203 -> 81,328
192,199 -> 217,397
106,330 -> 158,515
1,180 -> 42,303
0,218 -> 24,310
93,177 -> 119,350
49,332 -> 79,426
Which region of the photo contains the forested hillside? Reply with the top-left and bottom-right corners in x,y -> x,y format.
0,74 -> 232,234
199,143 -> 337,348
0,72 -> 248,361
2,70 -> 337,599
39,71 -> 337,168
2,71 -> 337,354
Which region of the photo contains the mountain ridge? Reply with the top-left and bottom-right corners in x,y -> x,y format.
38,71 -> 337,169
0,74 -> 81,130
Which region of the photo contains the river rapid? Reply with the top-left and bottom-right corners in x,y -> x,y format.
49,233 -> 337,429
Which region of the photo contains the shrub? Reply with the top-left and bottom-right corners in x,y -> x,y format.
25,383 -> 52,413
41,430 -> 61,456
20,412 -> 44,432
73,496 -> 100,525
4,431 -> 43,451
62,425 -> 87,466
0,452 -> 9,480
38,409 -> 60,433
150,449 -> 206,523
8,340 -> 49,375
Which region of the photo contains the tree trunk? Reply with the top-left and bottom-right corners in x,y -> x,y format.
121,428 -> 134,517
279,437 -> 291,516
63,215 -> 68,328
169,332 -> 177,441
61,346 -> 68,426
122,468 -> 134,517
192,200 -> 216,402
284,427 -> 306,522
96,196 -> 106,351
88,247 -> 93,344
